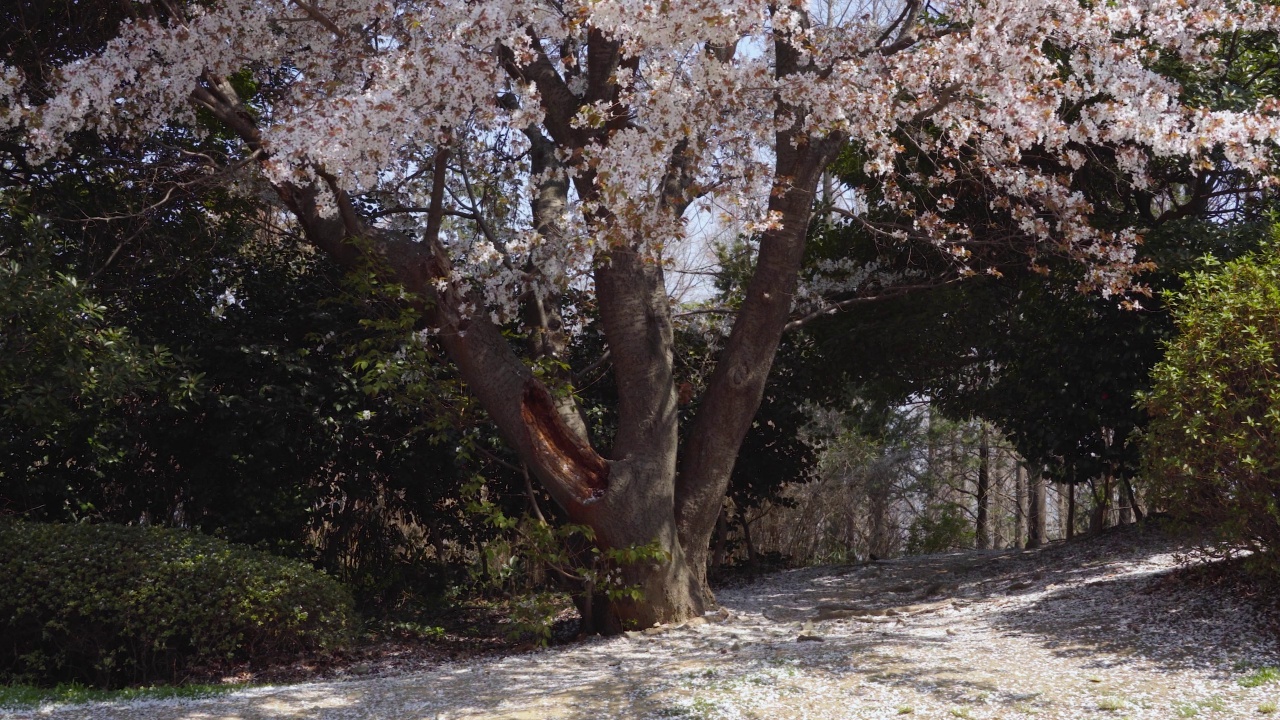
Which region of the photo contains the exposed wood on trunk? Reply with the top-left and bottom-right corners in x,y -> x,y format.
521,125 -> 589,440
521,382 -> 610,503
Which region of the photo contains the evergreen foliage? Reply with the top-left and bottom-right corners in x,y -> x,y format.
0,521 -> 354,688
1143,245 -> 1280,569
0,167 -> 513,612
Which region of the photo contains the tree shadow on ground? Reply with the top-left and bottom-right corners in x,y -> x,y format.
986,553 -> 1280,676
747,523 -> 1278,678
27,526 -> 1280,720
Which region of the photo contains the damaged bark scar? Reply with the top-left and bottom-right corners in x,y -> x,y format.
521,381 -> 609,504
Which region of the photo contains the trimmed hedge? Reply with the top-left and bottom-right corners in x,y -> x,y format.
0,521 -> 355,687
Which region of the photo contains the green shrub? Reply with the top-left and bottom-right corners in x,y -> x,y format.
906,503 -> 975,555
0,521 -> 354,688
1142,247 -> 1280,568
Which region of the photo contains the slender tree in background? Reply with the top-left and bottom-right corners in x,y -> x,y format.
1014,463 -> 1025,548
975,425 -> 990,549
1027,469 -> 1047,549
5,0 -> 1280,629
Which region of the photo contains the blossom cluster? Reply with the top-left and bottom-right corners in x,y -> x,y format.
5,0 -> 1279,314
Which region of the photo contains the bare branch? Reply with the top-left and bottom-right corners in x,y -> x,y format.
782,278 -> 965,333
289,0 -> 347,39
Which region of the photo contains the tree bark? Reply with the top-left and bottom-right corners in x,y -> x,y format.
741,513 -> 758,565
1014,460 -> 1025,549
1027,468 -> 1046,549
868,473 -> 894,559
1123,476 -> 1144,523
673,28 -> 844,600
1090,475 -> 1113,535
976,424 -> 990,550
188,14 -> 844,631
710,503 -> 730,569
1066,483 -> 1076,541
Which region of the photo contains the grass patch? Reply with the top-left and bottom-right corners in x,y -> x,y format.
689,697 -> 719,717
1173,696 -> 1229,716
1242,667 -> 1280,688
0,682 -> 243,709
896,706 -> 914,715
1199,696 -> 1228,712
1098,696 -> 1127,712
1260,701 -> 1278,714
949,708 -> 974,719
654,698 -> 719,720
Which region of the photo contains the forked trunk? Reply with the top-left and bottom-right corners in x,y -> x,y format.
187,26 -> 841,632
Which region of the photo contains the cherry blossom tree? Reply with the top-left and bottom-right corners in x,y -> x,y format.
5,0 -> 1280,630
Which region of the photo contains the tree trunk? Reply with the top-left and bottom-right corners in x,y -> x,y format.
1014,460 -> 1026,549
868,474 -> 894,559
1123,476 -> 1145,523
710,503 -> 730,569
994,448 -> 1007,549
673,136 -> 841,599
186,20 -> 845,632
1027,468 -> 1046,549
976,424 -> 990,550
1066,483 -> 1076,541
741,513 -> 758,565
1090,475 -> 1113,535
1118,474 -> 1134,525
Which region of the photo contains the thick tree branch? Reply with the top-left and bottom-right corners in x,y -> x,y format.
782,279 -> 966,332
594,246 -> 679,466
499,30 -> 583,148
586,27 -> 622,106
289,0 -> 347,39
184,80 -> 609,517
675,7 -> 845,568
521,123 -> 590,441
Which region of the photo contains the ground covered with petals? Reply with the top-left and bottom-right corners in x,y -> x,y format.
6,524 -> 1278,719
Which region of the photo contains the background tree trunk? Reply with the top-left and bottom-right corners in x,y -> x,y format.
1090,475 -> 1114,535
1066,483 -> 1076,541
1027,469 -> 1046,549
1123,477 -> 1144,523
710,504 -> 730,570
976,425 -> 990,550
1014,461 -> 1026,548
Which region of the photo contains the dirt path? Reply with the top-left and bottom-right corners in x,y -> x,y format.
7,527 -> 1279,719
